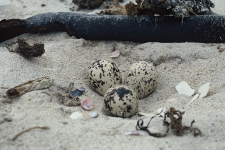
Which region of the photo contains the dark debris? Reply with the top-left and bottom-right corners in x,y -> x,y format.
125,0 -> 214,18
136,107 -> 202,137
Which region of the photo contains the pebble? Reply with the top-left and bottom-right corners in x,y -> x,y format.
88,111 -> 98,118
4,117 -> 12,122
63,121 -> 68,124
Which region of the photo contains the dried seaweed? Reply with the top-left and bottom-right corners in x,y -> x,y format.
136,107 -> 202,137
125,0 -> 214,18
72,0 -> 104,9
99,6 -> 127,15
5,37 -> 45,58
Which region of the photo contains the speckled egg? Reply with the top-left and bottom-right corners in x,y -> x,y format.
103,85 -> 138,118
88,60 -> 122,96
125,61 -> 158,99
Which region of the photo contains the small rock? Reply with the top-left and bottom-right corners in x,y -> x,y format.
88,111 -> 98,118
63,121 -> 68,124
4,117 -> 12,122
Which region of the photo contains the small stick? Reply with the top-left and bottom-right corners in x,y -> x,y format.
12,126 -> 50,141
6,76 -> 54,98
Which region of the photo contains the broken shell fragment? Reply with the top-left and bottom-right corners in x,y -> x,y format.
110,50 -> 120,58
124,130 -> 145,136
70,88 -> 85,98
175,81 -> 195,97
187,94 -> 199,105
70,112 -> 83,119
69,82 -> 85,98
138,112 -> 155,117
108,117 -> 123,120
78,87 -> 85,92
198,83 -> 210,98
88,111 -> 98,118
81,99 -> 94,110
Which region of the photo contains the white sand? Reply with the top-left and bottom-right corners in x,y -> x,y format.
0,0 -> 225,149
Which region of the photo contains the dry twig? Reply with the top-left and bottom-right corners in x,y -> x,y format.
12,126 -> 50,141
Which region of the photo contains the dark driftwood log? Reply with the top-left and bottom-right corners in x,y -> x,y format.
0,12 -> 225,43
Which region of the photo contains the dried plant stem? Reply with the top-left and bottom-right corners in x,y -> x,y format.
12,126 -> 50,141
177,0 -> 197,15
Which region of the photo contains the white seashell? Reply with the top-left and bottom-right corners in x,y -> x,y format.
88,111 -> 98,118
157,108 -> 166,117
108,117 -> 123,120
175,81 -> 195,97
70,112 -> 83,119
110,50 -> 120,58
198,83 -> 210,98
124,130 -> 145,136
187,94 -> 199,105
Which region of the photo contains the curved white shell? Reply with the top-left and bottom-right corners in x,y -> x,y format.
198,83 -> 210,98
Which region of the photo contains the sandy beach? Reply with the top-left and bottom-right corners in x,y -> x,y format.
0,0 -> 225,149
